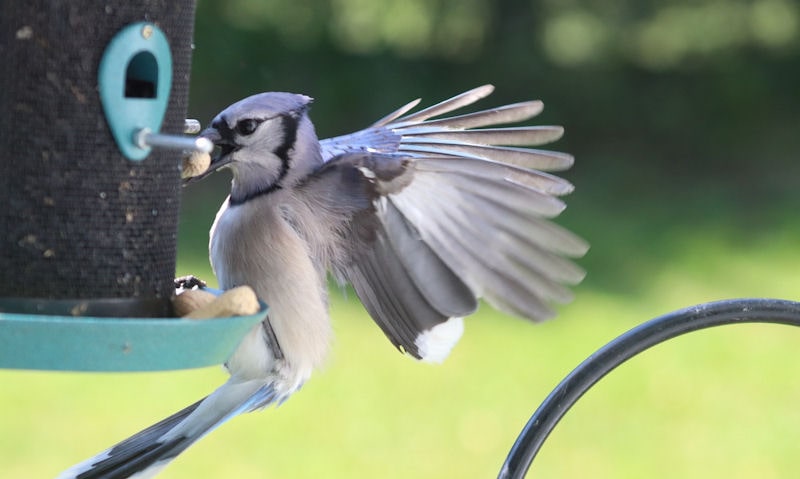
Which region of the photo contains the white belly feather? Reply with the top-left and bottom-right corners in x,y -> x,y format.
210,195 -> 332,388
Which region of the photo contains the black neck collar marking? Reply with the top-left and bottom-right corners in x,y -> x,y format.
229,113 -> 299,206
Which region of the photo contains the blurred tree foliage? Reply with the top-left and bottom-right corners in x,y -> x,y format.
185,0 -> 800,294
189,0 -> 799,193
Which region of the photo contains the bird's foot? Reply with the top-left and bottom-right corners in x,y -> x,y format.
174,275 -> 207,291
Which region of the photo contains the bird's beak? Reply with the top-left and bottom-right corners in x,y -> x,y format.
199,126 -> 222,143
183,127 -> 237,185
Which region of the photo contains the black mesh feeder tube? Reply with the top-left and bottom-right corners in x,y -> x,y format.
0,1 -> 266,371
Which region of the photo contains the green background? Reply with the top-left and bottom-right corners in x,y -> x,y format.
3,0 -> 800,477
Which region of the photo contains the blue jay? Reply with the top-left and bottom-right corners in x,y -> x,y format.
59,85 -> 587,478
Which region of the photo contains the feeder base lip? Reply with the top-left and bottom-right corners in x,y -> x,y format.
0,296 -> 268,372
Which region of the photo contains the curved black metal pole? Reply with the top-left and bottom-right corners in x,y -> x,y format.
498,298 -> 800,479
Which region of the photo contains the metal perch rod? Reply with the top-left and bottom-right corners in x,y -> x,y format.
498,297 -> 800,479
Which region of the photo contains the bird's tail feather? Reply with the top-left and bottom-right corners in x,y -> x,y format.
58,381 -> 276,479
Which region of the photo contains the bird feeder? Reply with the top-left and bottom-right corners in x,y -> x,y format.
0,1 -> 265,371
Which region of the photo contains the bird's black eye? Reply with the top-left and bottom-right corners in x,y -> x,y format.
235,118 -> 261,136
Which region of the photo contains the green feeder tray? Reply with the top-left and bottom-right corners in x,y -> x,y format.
0,295 -> 267,372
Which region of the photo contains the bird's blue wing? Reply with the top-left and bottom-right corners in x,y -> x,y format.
310,86 -> 588,362
319,85 -> 574,171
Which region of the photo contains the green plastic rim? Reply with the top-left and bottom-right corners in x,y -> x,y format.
0,304 -> 267,372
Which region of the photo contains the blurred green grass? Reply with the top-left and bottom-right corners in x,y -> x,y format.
2,185 -> 800,478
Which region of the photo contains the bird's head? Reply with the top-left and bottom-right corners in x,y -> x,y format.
191,92 -> 322,203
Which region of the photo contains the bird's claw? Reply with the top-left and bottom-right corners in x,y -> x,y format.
174,275 -> 207,291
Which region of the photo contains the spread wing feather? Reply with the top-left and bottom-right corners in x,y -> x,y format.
310,85 -> 587,360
